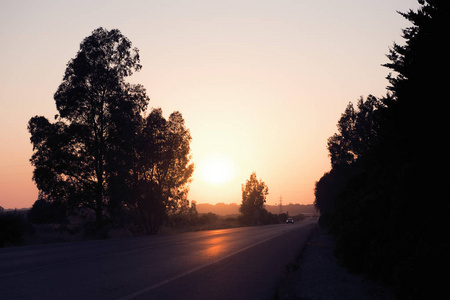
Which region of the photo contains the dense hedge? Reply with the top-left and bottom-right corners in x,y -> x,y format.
314,1 -> 449,298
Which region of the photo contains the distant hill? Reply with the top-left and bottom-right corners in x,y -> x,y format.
196,202 -> 318,216
196,203 -> 240,215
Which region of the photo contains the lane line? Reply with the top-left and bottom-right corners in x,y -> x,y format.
117,223 -> 308,300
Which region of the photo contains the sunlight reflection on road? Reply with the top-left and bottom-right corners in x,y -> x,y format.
203,236 -> 227,259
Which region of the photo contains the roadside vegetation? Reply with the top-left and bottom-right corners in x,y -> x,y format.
0,203 -> 306,247
1,169 -> 305,246
26,28 -> 193,238
1,170 -> 302,246
313,1 -> 448,299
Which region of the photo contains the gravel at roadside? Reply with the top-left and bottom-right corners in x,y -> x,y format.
278,223 -> 396,300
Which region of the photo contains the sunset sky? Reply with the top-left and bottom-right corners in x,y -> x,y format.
0,0 -> 418,209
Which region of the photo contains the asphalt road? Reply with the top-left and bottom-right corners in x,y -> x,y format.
0,221 -> 316,300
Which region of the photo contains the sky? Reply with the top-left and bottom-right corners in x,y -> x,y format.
0,0 -> 419,209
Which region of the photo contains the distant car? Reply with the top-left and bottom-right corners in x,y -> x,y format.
286,218 -> 294,223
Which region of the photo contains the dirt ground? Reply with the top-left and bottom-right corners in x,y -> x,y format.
277,224 -> 396,300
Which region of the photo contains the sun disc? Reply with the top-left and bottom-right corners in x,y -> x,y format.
199,154 -> 235,185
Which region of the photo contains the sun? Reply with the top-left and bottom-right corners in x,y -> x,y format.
198,154 -> 235,186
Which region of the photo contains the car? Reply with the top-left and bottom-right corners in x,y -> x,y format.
286,218 -> 294,223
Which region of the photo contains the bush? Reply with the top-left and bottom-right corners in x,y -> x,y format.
28,199 -> 66,224
197,212 -> 220,226
0,211 -> 33,247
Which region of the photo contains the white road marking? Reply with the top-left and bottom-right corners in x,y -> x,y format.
117,225 -> 304,300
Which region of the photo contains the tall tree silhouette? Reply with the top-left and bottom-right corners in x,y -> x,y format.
239,172 -> 269,225
29,28 -> 149,226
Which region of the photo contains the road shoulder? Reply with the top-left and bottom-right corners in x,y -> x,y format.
278,224 -> 395,300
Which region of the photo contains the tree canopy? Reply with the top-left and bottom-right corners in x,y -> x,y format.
28,28 -> 193,233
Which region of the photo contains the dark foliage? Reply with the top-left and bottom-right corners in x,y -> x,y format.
239,172 -> 269,225
28,199 -> 66,224
28,28 -> 193,235
131,108 -> 194,234
29,28 -> 148,226
314,1 -> 449,298
0,212 -> 32,247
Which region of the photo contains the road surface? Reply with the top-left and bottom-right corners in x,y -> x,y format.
0,221 -> 316,299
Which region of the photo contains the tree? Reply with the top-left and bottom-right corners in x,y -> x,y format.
379,2 -> 449,297
327,102 -> 356,167
133,108 -> 194,234
29,28 -> 149,227
239,172 -> 269,225
327,96 -> 381,168
315,2 -> 449,298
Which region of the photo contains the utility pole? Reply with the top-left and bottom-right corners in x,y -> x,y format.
279,196 -> 283,214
